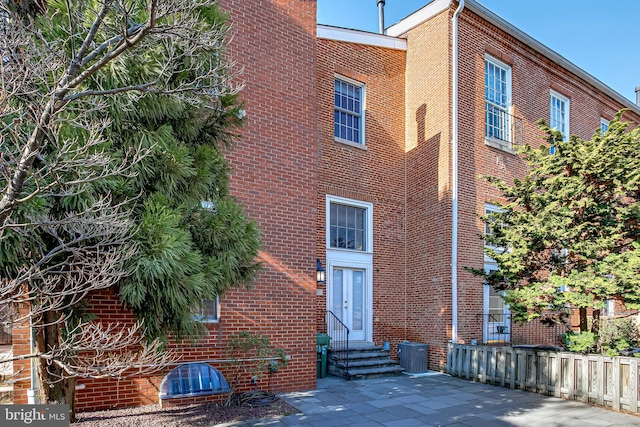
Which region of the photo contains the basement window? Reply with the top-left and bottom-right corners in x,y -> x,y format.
159,363 -> 230,399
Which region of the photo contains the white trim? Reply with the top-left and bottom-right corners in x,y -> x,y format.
387,0 -> 452,36
550,90 -> 570,141
325,258 -> 373,342
600,117 -> 610,133
325,195 -> 373,343
334,75 -> 366,146
484,54 -> 513,151
483,262 -> 510,343
483,203 -> 505,263
317,24 -> 407,51
195,296 -> 220,323
326,195 -> 373,253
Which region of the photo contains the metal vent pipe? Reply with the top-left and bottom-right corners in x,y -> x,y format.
636,86 -> 640,106
377,0 -> 385,34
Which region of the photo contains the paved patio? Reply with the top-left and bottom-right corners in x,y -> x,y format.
220,372 -> 640,427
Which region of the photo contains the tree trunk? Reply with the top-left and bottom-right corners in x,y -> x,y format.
578,307 -> 588,332
34,312 -> 77,422
591,309 -> 600,335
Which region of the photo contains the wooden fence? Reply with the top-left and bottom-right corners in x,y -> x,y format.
447,343 -> 640,413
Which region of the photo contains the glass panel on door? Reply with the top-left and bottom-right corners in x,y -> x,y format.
329,267 -> 366,341
332,269 -> 344,329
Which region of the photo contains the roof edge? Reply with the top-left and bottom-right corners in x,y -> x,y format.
317,24 -> 407,51
386,0 -> 452,37
464,0 -> 640,115
385,0 -> 640,115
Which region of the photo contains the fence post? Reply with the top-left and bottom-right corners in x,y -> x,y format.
529,350 -> 537,392
509,347 -> 516,389
580,355 -> 588,402
489,347 -> 504,385
630,359 -> 638,413
596,356 -> 605,406
554,353 -> 562,398
613,357 -> 621,411
567,353 -> 576,400
464,345 -> 472,380
479,346 -> 486,383
517,349 -> 526,390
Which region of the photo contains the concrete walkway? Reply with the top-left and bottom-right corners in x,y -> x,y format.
221,372 -> 640,427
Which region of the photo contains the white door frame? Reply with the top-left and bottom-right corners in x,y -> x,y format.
325,195 -> 374,343
326,255 -> 372,342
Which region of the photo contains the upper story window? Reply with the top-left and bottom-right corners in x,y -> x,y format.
550,90 -> 570,141
334,76 -> 365,145
327,196 -> 373,253
600,117 -> 610,133
485,56 -> 512,149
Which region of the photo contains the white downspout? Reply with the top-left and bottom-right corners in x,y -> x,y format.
28,317 -> 38,404
451,0 -> 465,344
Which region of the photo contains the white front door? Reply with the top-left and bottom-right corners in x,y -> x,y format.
330,267 -> 366,341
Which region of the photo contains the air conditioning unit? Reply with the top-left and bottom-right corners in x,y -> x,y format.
397,342 -> 429,374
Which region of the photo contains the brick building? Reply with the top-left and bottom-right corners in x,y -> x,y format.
316,0 -> 640,373
10,0 -> 640,410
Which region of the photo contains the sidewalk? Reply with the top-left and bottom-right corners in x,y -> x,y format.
220,372 -> 640,427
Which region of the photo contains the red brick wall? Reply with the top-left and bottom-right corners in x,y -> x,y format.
455,6 -> 640,348
403,9 -> 454,370
12,0 -> 319,411
215,0 -> 318,396
316,38 -> 406,354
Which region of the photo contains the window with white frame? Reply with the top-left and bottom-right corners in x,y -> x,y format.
601,117 -> 610,133
550,90 -> 570,140
327,196 -> 372,252
485,56 -> 512,146
484,203 -> 505,254
334,76 -> 364,145
195,297 -> 220,322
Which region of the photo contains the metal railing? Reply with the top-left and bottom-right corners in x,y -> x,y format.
478,313 -> 570,347
480,312 -> 512,344
325,310 -> 350,380
485,105 -> 524,149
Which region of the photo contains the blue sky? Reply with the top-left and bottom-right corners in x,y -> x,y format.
317,0 -> 639,104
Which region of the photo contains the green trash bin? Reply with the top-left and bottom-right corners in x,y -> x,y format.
316,333 -> 331,378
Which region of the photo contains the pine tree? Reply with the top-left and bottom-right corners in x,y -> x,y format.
0,0 -> 259,417
478,113 -> 640,336
107,21 -> 262,340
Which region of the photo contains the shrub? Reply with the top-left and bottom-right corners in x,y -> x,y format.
224,331 -> 287,405
562,331 -> 597,353
598,317 -> 639,356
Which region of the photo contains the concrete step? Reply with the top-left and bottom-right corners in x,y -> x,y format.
330,350 -> 391,361
327,342 -> 403,380
336,365 -> 405,380
333,358 -> 400,369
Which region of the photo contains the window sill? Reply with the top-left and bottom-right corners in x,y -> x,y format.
334,138 -> 368,150
484,137 -> 515,154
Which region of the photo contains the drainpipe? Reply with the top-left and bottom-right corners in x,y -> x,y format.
28,317 -> 38,404
451,0 -> 465,344
377,0 -> 385,35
